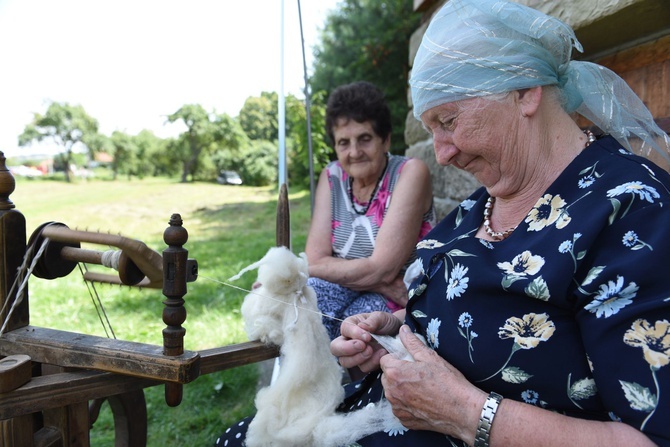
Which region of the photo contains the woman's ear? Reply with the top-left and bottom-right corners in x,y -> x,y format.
518,86 -> 542,117
383,135 -> 391,151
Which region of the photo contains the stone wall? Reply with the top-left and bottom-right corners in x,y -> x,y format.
406,0 -> 670,220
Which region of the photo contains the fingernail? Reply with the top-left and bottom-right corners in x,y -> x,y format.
401,325 -> 410,333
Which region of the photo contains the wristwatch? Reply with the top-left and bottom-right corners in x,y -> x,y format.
473,391 -> 503,447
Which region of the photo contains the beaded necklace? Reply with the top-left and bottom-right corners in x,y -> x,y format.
348,155 -> 389,215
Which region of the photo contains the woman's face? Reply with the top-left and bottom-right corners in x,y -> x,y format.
420,95 -> 524,195
332,118 -> 390,182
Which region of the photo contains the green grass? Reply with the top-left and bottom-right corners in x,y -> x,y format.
10,176 -> 312,446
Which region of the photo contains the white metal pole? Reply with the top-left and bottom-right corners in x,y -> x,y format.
278,0 -> 287,188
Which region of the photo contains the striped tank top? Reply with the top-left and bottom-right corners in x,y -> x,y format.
328,154 -> 435,265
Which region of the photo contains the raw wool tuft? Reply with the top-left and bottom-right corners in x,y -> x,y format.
231,246 -> 313,345
370,332 -> 426,362
231,246 -> 409,447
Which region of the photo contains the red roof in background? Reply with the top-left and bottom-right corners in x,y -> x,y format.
95,152 -> 113,163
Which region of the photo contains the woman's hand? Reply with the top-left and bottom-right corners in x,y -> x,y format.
380,326 -> 659,446
330,311 -> 403,372
380,325 -> 487,442
374,275 -> 409,307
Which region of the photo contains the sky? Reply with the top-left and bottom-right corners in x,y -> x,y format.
0,0 -> 340,157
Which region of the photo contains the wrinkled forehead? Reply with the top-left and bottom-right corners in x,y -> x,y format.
419,96 -> 485,124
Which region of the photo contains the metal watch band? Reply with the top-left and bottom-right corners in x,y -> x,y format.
473,391 -> 503,447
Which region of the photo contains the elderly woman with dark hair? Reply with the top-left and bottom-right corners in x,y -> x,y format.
306,81 -> 435,341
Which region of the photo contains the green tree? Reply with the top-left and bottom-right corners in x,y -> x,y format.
237,91 -> 330,189
167,104 -> 248,182
109,131 -> 138,180
310,0 -> 420,153
238,92 -> 279,141
18,101 -> 99,182
133,130 -> 166,179
84,132 -> 113,170
286,91 -> 331,190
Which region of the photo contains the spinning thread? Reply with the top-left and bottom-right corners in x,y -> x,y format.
201,275 -> 416,360
200,275 -> 348,327
0,238 -> 49,336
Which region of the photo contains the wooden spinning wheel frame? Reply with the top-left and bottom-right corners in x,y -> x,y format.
0,153 -> 285,446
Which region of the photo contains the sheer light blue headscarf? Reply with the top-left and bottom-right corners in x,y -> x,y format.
410,0 -> 670,160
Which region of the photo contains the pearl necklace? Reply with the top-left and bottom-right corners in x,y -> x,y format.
483,197 -> 516,240
584,129 -> 596,146
483,130 -> 597,241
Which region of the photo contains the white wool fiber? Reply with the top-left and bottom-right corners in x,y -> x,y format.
232,246 -> 410,447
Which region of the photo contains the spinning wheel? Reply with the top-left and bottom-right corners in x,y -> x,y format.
0,152 -> 283,446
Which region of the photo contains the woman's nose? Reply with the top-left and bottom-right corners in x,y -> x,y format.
349,142 -> 362,157
433,132 -> 458,165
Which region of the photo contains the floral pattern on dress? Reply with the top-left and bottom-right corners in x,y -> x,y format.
623,319 -> 670,430
334,137 -> 670,446
455,199 -> 477,228
446,263 -> 469,300
427,318 -> 441,349
567,374 -> 597,409
497,250 -> 545,277
622,230 -> 653,251
525,193 -> 572,231
497,250 -> 549,299
607,181 -> 660,219
477,313 -> 556,383
558,232 -> 585,273
577,161 -> 602,189
457,312 -> 477,362
417,239 -> 445,250
584,276 -> 638,318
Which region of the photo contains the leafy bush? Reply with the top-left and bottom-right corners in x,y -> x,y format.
214,141 -> 278,186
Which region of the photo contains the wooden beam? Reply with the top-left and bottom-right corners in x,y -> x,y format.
0,341 -> 279,420
0,326 -> 200,384
0,370 -> 159,420
596,34 -> 670,73
198,341 -> 278,375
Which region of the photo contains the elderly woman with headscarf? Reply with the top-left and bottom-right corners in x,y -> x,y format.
330,0 -> 670,446
215,0 -> 670,446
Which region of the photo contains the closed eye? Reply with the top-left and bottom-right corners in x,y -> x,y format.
441,117 -> 457,131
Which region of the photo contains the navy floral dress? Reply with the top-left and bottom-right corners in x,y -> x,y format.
215,136 -> 670,446
338,136 -> 670,446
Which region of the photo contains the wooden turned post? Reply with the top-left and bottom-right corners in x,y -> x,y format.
276,183 -> 290,248
0,151 -> 28,332
0,154 -> 31,446
161,213 -> 188,407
